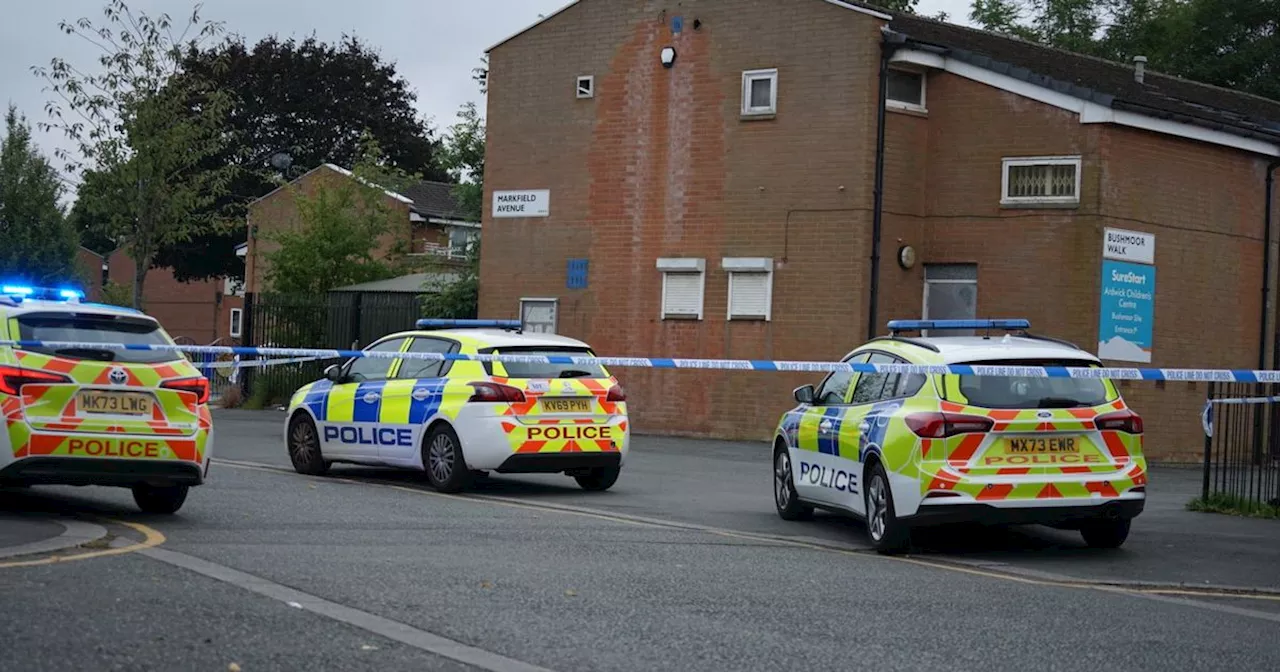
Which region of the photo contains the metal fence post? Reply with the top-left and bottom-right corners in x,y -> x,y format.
1202,381 -> 1213,502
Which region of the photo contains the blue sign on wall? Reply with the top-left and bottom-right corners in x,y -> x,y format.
1097,259 -> 1155,363
566,258 -> 589,289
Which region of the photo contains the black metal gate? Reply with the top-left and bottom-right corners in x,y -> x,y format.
237,291 -> 424,405
1201,382 -> 1280,508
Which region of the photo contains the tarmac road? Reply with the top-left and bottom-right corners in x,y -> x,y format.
1,408 -> 1278,672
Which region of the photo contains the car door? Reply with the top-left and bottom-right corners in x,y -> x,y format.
376,336 -> 459,463
793,352 -> 868,505
320,336 -> 408,460
838,352 -> 902,513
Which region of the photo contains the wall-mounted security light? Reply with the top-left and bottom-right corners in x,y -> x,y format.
661,46 -> 677,69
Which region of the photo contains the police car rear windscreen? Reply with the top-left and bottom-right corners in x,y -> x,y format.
949,359 -> 1112,410
483,347 -> 608,379
15,313 -> 182,364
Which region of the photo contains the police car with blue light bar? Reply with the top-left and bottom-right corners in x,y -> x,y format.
772,318 -> 1147,553
283,319 -> 631,493
0,284 -> 215,514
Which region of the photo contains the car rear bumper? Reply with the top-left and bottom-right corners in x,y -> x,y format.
452,408 -> 629,472
904,497 -> 1145,528
0,456 -> 205,488
495,451 -> 622,474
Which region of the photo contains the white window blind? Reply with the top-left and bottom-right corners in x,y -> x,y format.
662,273 -> 704,319
728,272 -> 771,320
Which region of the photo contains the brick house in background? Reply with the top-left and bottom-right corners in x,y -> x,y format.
478,0 -> 1280,462
244,163 -> 479,296
74,246 -> 105,301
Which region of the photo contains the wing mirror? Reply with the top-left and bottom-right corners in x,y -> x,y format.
794,385 -> 816,405
324,364 -> 344,383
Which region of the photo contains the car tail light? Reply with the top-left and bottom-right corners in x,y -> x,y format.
606,384 -> 626,402
905,411 -> 994,438
162,377 -> 211,405
0,365 -> 71,396
1096,409 -> 1143,434
467,381 -> 526,403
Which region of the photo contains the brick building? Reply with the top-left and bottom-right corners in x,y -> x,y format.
244,163 -> 479,295
477,0 -> 1280,461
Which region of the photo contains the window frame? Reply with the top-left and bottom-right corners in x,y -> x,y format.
922,263 -> 978,337
814,352 -> 870,407
722,257 -> 773,321
395,336 -> 461,380
741,68 -> 778,117
342,336 -> 409,383
657,257 -> 706,321
1000,155 -> 1082,207
885,67 -> 926,113
229,307 -> 243,338
576,75 -> 594,99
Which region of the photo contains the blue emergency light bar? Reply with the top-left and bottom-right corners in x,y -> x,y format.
0,285 -> 84,302
887,319 -> 1030,334
415,319 -> 522,330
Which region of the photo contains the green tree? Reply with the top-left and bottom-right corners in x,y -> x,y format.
436,102 -> 485,222
34,0 -> 240,309
967,0 -> 1278,100
419,240 -> 479,320
152,33 -> 450,283
0,105 -> 79,285
262,146 -> 413,295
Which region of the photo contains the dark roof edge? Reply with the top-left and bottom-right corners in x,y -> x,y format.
896,34 -> 1280,147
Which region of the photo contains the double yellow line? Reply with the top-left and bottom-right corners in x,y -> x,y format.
0,520 -> 165,569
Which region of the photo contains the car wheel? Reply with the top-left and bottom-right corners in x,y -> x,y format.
573,466 -> 620,491
1080,518 -> 1131,549
773,447 -> 813,521
287,414 -> 330,476
864,462 -> 909,554
132,484 -> 189,514
423,424 -> 472,493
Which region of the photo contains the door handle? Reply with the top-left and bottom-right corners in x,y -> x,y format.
858,423 -> 870,432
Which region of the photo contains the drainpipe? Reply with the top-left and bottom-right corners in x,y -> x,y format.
1267,160 -> 1280,369
868,27 -> 907,341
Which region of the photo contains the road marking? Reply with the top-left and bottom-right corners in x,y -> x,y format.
0,520 -> 164,569
0,516 -> 108,560
213,459 -> 1280,612
139,546 -> 557,672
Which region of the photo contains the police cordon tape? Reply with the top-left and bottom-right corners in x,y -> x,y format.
1200,395 -> 1280,438
6,339 -> 1280,383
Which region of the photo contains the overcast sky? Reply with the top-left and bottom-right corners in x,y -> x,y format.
1,0 -> 972,185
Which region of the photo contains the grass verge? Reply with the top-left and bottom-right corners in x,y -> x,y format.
1187,493 -> 1280,519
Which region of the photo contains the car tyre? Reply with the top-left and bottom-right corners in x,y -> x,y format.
773,446 -> 813,521
424,424 -> 472,493
865,462 -> 910,555
287,414 -> 330,476
573,466 -> 620,491
132,484 -> 188,514
1080,518 -> 1131,549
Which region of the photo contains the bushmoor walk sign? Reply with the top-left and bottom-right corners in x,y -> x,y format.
1098,228 -> 1156,363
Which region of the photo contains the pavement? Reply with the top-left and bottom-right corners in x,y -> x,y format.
1,408 -> 1278,671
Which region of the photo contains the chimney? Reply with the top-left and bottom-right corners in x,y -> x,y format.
1133,55 -> 1147,84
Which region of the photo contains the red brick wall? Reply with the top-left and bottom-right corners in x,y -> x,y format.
481,0 -> 886,438
245,165 -> 413,294
74,248 -> 105,301
106,249 -> 222,344
480,0 -> 1280,461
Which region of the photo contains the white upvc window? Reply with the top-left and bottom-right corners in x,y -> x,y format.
229,308 -> 243,338
1001,156 -> 1082,206
576,75 -> 594,99
722,257 -> 773,321
885,68 -> 926,113
656,258 -> 705,320
741,68 -> 778,116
